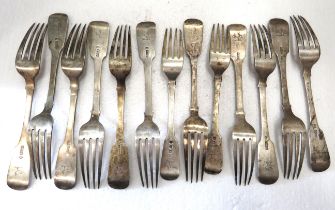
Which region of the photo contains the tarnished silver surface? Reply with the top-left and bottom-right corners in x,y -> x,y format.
160,28 -> 184,180
290,15 -> 330,172
29,13 -> 68,180
135,22 -> 160,188
251,25 -> 279,185
108,25 -> 131,189
78,21 -> 109,189
228,24 -> 257,185
205,24 -> 230,174
54,24 -> 87,190
269,18 -> 307,179
7,23 -> 47,190
183,19 -> 208,182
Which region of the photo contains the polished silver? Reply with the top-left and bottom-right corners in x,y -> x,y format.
269,18 -> 307,179
251,25 -> 279,184
160,28 -> 184,180
54,24 -> 87,190
183,19 -> 209,182
205,24 -> 230,174
108,25 -> 131,189
135,22 -> 160,188
228,24 -> 257,185
7,23 -> 47,190
29,13 -> 68,180
78,21 -> 109,189
290,15 -> 330,172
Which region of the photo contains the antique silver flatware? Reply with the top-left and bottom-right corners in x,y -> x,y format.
228,24 -> 256,185
29,13 -> 68,180
290,15 -> 330,172
251,24 -> 279,184
78,21 -> 109,189
160,28 -> 184,180
54,24 -> 87,190
183,19 -> 209,182
269,19 -> 307,179
205,24 -> 230,174
135,21 -> 160,188
7,23 -> 47,190
108,25 -> 131,189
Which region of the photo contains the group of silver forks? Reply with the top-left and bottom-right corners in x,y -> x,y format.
7,14 -> 330,191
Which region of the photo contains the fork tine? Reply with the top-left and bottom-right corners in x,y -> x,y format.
63,24 -> 77,58
35,24 -> 47,61
31,24 -> 46,60
292,132 -> 300,179
40,130 -> 47,179
259,25 -> 270,57
116,26 -> 122,58
297,132 -> 306,178
162,29 -> 168,59
262,25 -> 275,58
36,129 -> 42,179
79,140 -> 86,187
135,139 -> 144,186
24,24 -> 40,59
250,25 -> 259,59
210,24 -> 215,52
290,16 -> 303,49
86,139 -> 91,188
155,138 -> 160,187
183,133 -> 189,181
283,133 -> 288,178
254,25 -> 265,58
179,29 -> 184,59
127,26 -> 132,58
244,140 -> 249,185
69,24 -> 81,58
238,140 -> 243,185
299,16 -> 320,48
215,24 -> 220,52
287,133 -> 293,179
97,139 -> 103,188
30,128 -> 38,179
46,131 -> 52,178
292,16 -> 308,48
122,25 -> 128,58
200,134 -> 207,181
248,140 -> 256,184
110,25 -> 119,59
76,25 -> 86,57
149,138 -> 154,188
195,134 -> 200,182
168,28 -> 173,58
173,28 -> 178,58
16,24 -> 35,60
143,138 -> 149,188
233,140 -> 237,185
190,134 -> 195,183
92,139 -> 97,189
221,24 -> 224,52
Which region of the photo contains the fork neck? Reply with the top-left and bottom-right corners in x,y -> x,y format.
22,83 -> 35,133
258,81 -> 270,144
276,54 -> 292,112
116,80 -> 126,144
232,59 -> 245,115
91,58 -> 103,118
211,75 -> 222,133
44,52 -> 60,113
144,60 -> 153,118
190,57 -> 199,112
302,67 -> 318,126
167,80 -> 176,138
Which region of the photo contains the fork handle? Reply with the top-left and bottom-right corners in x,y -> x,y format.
212,75 -> 222,133
258,82 -> 270,144
167,80 -> 176,137
116,81 -> 126,144
190,57 -> 198,112
144,61 -> 153,117
64,81 -> 79,145
277,55 -> 291,111
23,83 -> 35,133
44,52 -> 60,112
303,69 -> 318,125
233,60 -> 244,115
91,58 -> 103,117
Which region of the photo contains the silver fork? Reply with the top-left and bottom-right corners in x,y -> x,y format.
269,19 -> 307,179
183,19 -> 209,183
29,13 -> 68,180
135,22 -> 160,188
205,24 -> 230,174
108,25 -> 131,189
7,23 -> 47,190
251,24 -> 279,185
54,24 -> 87,190
160,28 -> 184,180
228,24 -> 257,185
78,21 -> 109,189
290,15 -> 330,172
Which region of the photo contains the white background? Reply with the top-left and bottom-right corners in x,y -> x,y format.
0,0 -> 334,209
